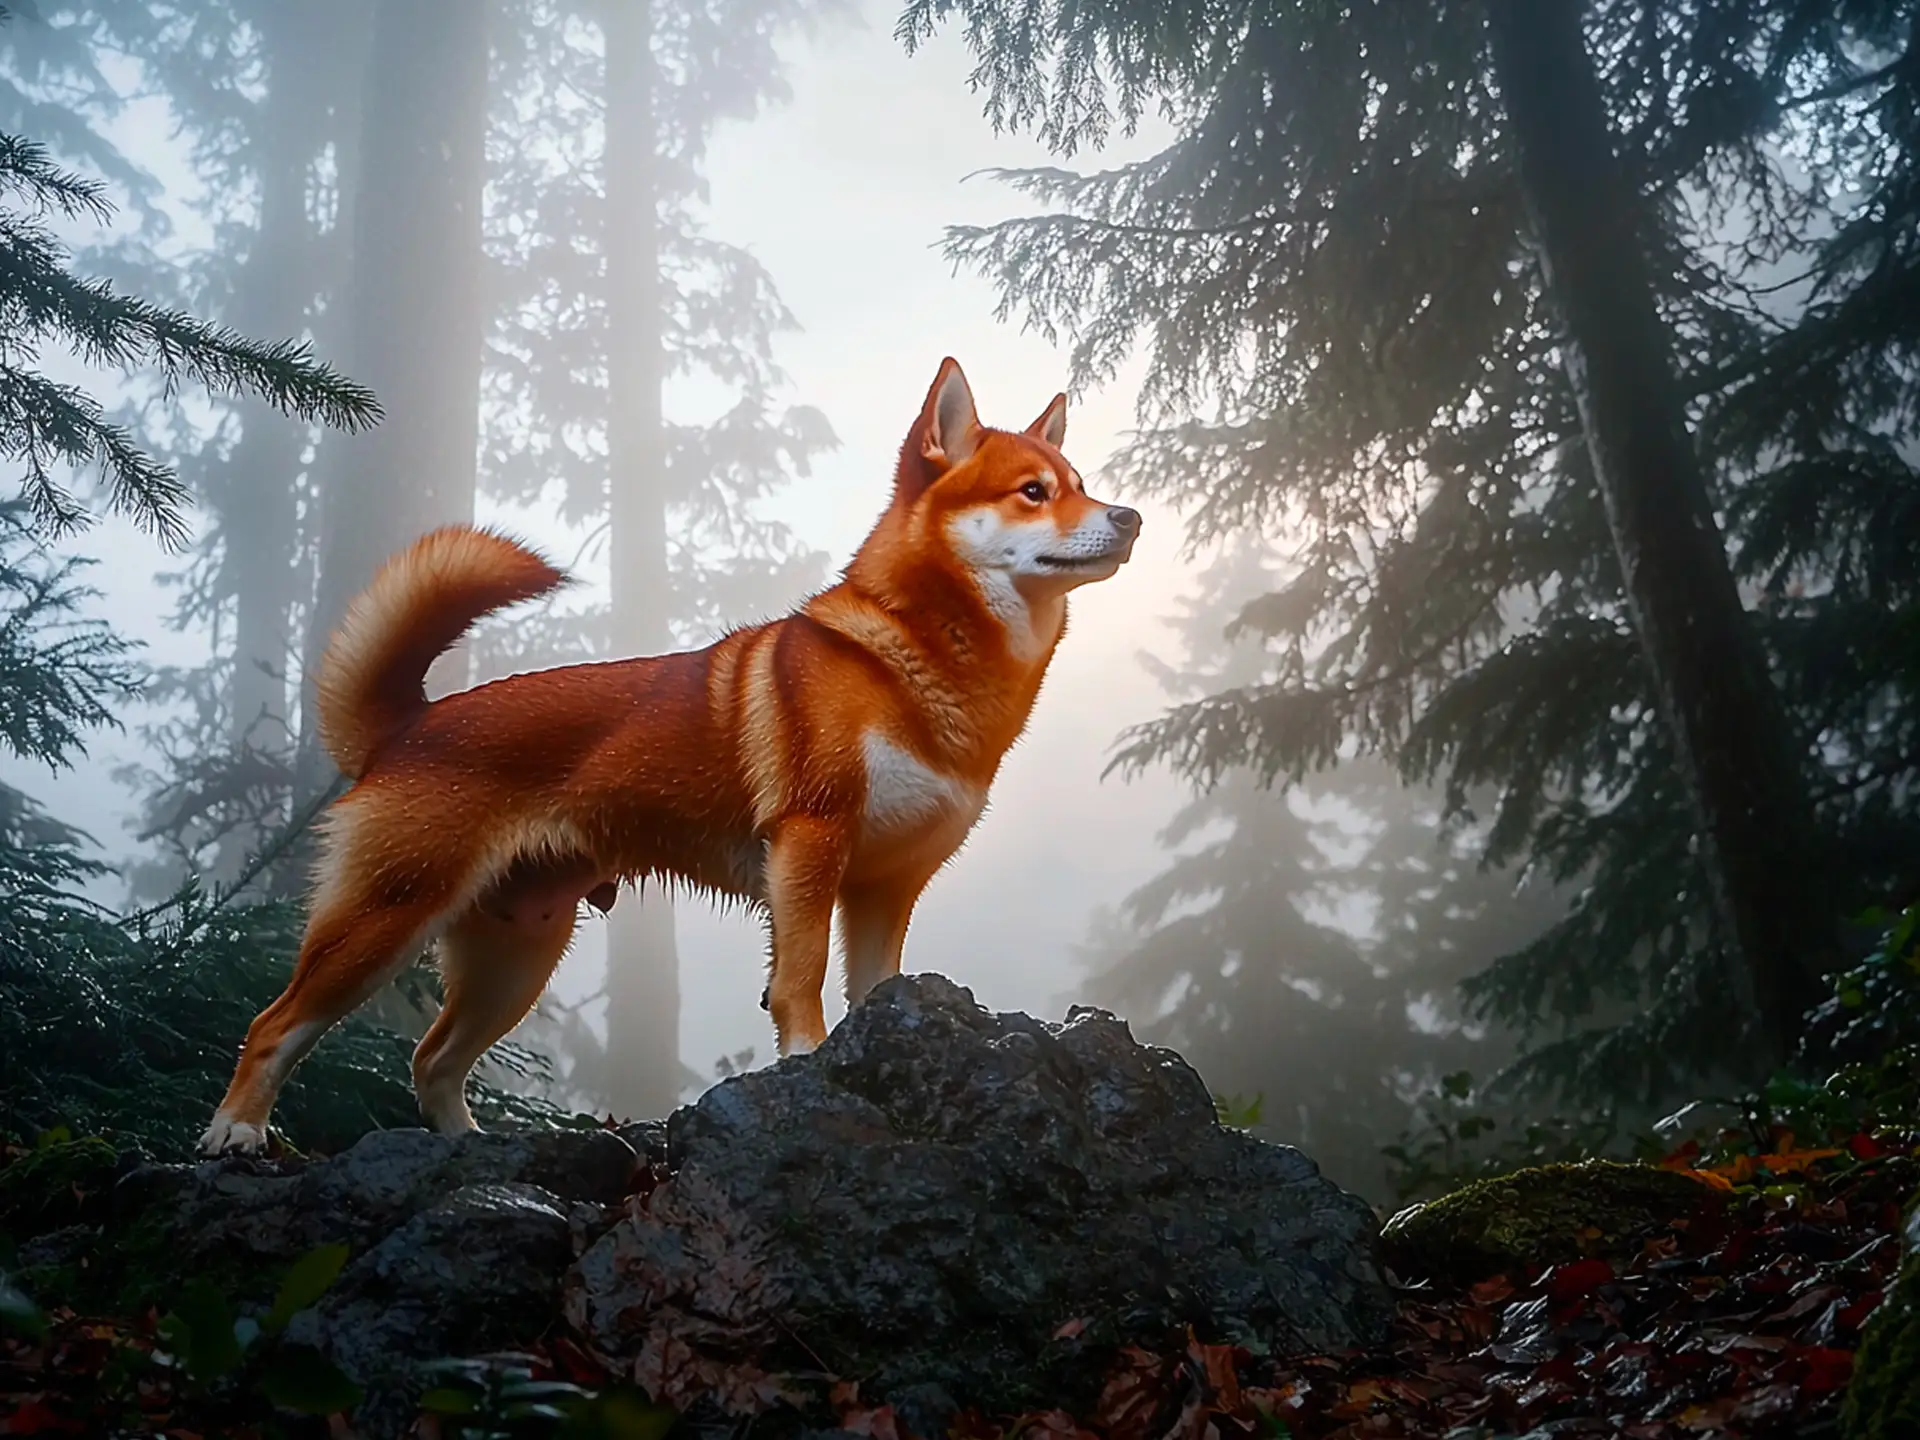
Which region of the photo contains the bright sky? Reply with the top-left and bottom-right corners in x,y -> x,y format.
5,0 -> 1211,1090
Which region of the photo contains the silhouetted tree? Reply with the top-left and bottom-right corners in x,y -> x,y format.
901,0 -> 1920,1103
1076,537 -> 1566,1197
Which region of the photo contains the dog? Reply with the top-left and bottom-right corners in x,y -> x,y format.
198,357 -> 1140,1155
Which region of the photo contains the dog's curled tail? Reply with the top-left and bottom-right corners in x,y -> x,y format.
316,525 -> 568,780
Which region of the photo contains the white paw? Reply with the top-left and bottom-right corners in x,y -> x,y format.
780,1032 -> 823,1058
197,1115 -> 267,1157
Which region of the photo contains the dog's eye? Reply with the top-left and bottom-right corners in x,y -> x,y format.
1018,480 -> 1049,503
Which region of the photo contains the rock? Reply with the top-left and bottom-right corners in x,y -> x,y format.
103,1125 -> 640,1305
567,973 -> 1390,1417
1843,1188 -> 1920,1440
1381,1160 -> 1722,1284
285,1182 -> 576,1437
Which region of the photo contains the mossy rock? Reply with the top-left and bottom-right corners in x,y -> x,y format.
0,1138 -> 124,1244
1843,1190 -> 1920,1440
1380,1160 -> 1722,1284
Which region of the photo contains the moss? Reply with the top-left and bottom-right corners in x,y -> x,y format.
0,1138 -> 122,1243
1380,1160 -> 1720,1284
1842,1191 -> 1920,1440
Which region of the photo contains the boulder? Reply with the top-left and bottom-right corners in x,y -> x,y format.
1380,1159 -> 1723,1284
566,973 -> 1392,1421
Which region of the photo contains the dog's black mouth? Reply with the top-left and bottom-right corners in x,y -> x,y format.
1036,553 -> 1123,570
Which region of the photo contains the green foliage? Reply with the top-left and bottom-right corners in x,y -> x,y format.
477,0 -> 841,661
420,1356 -> 678,1440
0,128 -> 377,547
0,491 -> 557,1154
0,846 -> 563,1156
908,0 -> 1920,1105
1211,1091 -> 1263,1132
152,1245 -> 361,1412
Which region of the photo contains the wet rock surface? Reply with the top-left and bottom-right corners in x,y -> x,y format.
568,974 -> 1392,1419
19,975 -> 1391,1437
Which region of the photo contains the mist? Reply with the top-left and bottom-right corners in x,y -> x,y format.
0,0 -> 1204,1098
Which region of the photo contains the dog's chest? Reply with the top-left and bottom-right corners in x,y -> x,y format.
859,733 -> 985,851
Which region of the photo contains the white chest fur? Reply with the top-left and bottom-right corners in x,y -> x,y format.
861,732 -> 983,839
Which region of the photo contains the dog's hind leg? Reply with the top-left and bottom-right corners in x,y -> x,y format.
410,903 -> 575,1134
199,889 -> 447,1157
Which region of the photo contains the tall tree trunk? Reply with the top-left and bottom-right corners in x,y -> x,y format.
1484,0 -> 1833,1069
210,1 -> 341,883
295,0 -> 492,810
600,0 -> 683,1119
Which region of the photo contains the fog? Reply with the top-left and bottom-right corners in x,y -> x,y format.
3,0 -> 1202,1087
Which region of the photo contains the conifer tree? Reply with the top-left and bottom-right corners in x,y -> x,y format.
481,0 -> 839,1117
899,0 -> 1920,1098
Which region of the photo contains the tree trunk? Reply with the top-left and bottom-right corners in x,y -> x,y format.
295,0 -> 492,810
210,1 -> 342,883
1483,0 -> 1833,1068
600,0 -> 683,1119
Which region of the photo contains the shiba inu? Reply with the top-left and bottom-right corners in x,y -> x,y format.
199,357 -> 1140,1155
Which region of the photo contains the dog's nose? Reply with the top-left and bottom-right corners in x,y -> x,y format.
1107,506 -> 1141,535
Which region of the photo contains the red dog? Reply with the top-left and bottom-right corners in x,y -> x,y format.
200,358 -> 1140,1154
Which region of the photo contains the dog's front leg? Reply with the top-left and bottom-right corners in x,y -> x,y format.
764,815 -> 852,1056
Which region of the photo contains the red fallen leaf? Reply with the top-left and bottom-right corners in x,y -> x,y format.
1091,1347 -> 1166,1440
1051,1317 -> 1090,1341
1547,1258 -> 1614,1304
842,1405 -> 904,1440
1186,1329 -> 1244,1413
1793,1345 -> 1855,1394
831,1381 -> 862,1407
546,1335 -> 610,1385
1836,1290 -> 1885,1330
1662,1139 -> 1702,1169
1846,1131 -> 1889,1160
3,1398 -> 75,1435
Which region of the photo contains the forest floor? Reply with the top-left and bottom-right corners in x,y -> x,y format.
2,1132 -> 1914,1439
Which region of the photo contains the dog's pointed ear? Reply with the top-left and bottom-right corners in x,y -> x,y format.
1026,392 -> 1067,449
920,358 -> 982,468
895,358 -> 983,500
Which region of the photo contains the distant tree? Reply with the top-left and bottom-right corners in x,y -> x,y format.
479,0 -> 840,1118
71,2 -> 375,893
900,0 -> 1920,1103
293,0 -> 494,812
1076,536 -> 1566,1198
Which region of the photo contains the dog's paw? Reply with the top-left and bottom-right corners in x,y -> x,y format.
197,1114 -> 267,1157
